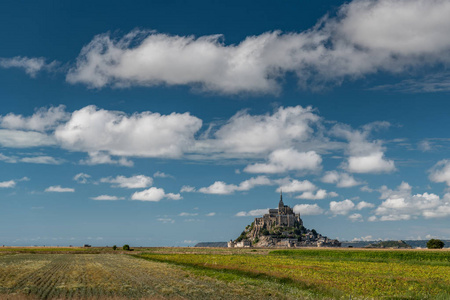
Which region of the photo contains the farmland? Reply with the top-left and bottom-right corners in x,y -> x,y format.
0,247 -> 449,299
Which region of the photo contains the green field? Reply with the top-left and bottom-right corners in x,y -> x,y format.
0,247 -> 449,299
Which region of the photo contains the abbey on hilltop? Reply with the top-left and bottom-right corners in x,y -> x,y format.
228,192 -> 340,248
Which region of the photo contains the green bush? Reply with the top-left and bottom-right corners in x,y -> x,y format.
123,244 -> 130,251
112,245 -> 117,250
427,239 -> 445,249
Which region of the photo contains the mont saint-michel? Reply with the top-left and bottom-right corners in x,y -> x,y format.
228,193 -> 340,248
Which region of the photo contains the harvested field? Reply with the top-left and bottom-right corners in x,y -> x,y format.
0,253 -> 312,299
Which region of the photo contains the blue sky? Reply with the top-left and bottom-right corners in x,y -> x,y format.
1,0 -> 450,246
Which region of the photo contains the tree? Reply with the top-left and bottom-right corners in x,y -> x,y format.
427,239 -> 445,249
123,244 -> 130,251
112,245 -> 117,250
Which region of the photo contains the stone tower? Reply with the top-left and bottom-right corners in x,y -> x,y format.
278,191 -> 284,213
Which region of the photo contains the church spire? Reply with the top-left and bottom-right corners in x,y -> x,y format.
279,190 -> 284,209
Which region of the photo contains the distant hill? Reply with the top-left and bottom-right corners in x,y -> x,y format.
194,242 -> 227,248
365,240 -> 411,249
342,240 -> 450,249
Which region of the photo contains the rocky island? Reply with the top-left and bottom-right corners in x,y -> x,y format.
228,193 -> 340,248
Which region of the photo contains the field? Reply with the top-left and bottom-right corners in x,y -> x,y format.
0,247 -> 449,299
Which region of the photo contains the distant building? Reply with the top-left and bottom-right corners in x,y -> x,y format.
255,192 -> 302,229
229,192 -> 341,248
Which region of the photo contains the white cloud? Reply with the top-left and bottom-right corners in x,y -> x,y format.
355,201 -> 375,210
429,159 -> 450,186
0,130 -> 56,148
332,123 -> 395,174
0,105 -> 68,132
198,176 -> 272,195
202,106 -> 320,155
373,182 -> 450,220
55,105 -> 202,158
296,189 -> 338,200
80,151 -> 133,167
235,208 -> 269,217
199,181 -> 237,195
100,175 -> 153,189
321,171 -> 363,188
352,235 -> 373,241
348,213 -> 363,222
20,156 -> 63,165
0,56 -> 57,77
0,180 -> 16,188
157,218 -> 175,224
153,171 -> 173,178
45,185 -> 75,192
206,212 -> 216,217
275,179 -> 316,193
91,195 -> 124,201
347,152 -> 395,174
0,153 -> 17,163
293,204 -> 324,215
329,199 -> 355,215
244,149 -> 322,174
180,185 -> 196,193
131,187 -> 181,202
74,173 -> 91,184
66,1 -> 450,93
179,212 -> 198,217
166,193 -> 182,200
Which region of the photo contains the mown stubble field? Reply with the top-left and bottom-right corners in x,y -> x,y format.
0,247 -> 449,299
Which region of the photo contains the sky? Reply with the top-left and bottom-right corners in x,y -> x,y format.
0,0 -> 450,246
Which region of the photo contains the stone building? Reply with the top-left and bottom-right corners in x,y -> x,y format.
254,192 -> 302,230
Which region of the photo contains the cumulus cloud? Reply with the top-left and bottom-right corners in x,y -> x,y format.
200,106 -> 320,155
91,195 -> 124,200
329,199 -> 355,215
198,176 -> 272,195
0,130 -> 56,148
355,201 -> 375,210
348,213 -> 363,222
55,105 -> 202,158
180,185 -> 196,193
332,123 -> 395,174
275,179 -> 316,193
235,208 -> 269,217
74,173 -> 91,184
244,149 -> 322,174
429,159 -> 450,186
0,56 -> 57,77
131,187 -> 181,202
66,0 -> 450,93
206,212 -> 216,216
293,204 -> 324,215
0,105 -> 68,132
20,156 -> 63,165
100,175 -> 153,189
373,182 -> 450,220
153,171 -> 173,178
0,180 -> 16,188
80,151 -> 133,167
296,189 -> 338,200
321,171 -> 363,188
45,185 -> 75,192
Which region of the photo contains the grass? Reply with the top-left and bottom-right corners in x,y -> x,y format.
0,247 -> 449,299
138,247 -> 450,299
